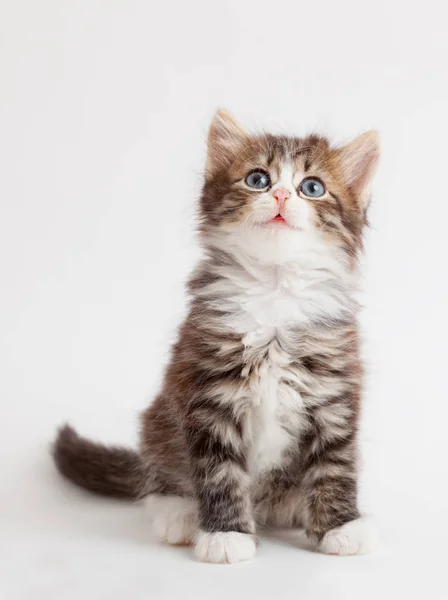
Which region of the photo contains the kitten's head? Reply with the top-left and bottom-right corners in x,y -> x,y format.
200,110 -> 379,266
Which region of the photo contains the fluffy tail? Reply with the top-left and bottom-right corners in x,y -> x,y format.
52,425 -> 145,499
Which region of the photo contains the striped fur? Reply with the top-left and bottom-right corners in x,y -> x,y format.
53,110 -> 379,563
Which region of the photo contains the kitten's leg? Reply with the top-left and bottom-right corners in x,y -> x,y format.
300,432 -> 376,556
184,395 -> 256,564
146,494 -> 198,546
255,478 -> 376,556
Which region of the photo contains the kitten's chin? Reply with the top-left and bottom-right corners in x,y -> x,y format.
216,223 -> 325,266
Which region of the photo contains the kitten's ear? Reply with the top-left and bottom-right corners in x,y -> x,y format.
206,109 -> 248,177
336,131 -> 380,208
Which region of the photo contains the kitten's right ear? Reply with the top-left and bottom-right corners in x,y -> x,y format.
206,109 -> 248,177
336,131 -> 380,210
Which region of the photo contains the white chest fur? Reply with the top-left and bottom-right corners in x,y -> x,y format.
228,258 -> 354,475
200,236 -> 356,475
244,333 -> 306,475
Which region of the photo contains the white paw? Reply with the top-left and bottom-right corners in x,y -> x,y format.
146,495 -> 197,546
319,517 -> 378,556
194,531 -> 256,564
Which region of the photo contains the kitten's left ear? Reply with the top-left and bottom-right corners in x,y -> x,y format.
336,131 -> 380,208
206,109 -> 249,177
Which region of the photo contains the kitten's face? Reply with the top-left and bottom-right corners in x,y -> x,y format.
200,111 -> 379,266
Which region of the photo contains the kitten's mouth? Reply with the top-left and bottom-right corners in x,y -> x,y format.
260,213 -> 296,230
269,214 -> 289,226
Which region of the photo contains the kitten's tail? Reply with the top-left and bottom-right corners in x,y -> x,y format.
52,425 -> 145,499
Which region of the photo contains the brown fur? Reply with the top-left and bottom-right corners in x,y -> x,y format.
53,425 -> 145,499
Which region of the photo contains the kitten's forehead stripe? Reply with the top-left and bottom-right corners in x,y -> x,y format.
249,136 -> 322,178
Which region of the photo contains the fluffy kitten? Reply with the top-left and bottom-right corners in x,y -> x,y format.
53,110 -> 380,563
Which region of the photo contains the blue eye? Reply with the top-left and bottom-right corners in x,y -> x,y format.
245,170 -> 270,189
299,178 -> 325,198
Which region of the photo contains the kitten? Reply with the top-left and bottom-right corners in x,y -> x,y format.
53,110 -> 380,563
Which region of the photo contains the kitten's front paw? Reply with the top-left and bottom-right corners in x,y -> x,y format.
194,531 -> 256,564
319,517 -> 378,556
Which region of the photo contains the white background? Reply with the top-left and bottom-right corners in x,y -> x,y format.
1,1 -> 447,598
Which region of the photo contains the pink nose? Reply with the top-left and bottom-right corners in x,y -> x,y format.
273,188 -> 291,203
